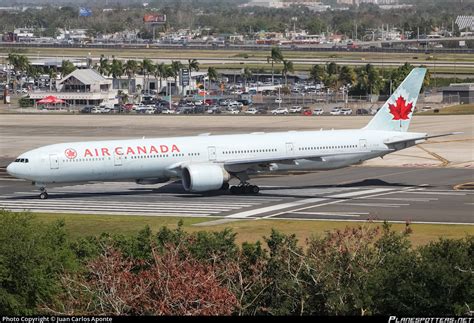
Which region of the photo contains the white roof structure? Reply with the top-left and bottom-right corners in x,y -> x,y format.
456,16 -> 474,31
59,69 -> 109,85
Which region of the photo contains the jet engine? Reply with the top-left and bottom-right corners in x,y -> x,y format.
182,164 -> 230,192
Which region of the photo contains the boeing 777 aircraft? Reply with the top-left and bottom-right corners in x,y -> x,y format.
7,68 -> 458,199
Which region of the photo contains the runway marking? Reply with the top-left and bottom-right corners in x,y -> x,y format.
1,205 -> 223,214
0,199 -> 258,209
262,187 -> 413,219
328,188 -> 395,198
289,211 -> 362,217
369,197 -> 438,202
227,188 -> 398,219
225,198 -> 326,219
342,203 -> 408,208
409,191 -> 467,196
0,202 -> 239,212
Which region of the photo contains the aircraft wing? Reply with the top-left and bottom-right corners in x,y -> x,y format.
223,150 -> 389,167
383,132 -> 462,146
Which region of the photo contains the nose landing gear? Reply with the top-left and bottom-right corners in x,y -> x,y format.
39,187 -> 48,200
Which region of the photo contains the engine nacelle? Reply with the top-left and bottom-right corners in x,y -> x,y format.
182,164 -> 230,192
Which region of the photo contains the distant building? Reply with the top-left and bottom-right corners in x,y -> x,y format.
29,69 -> 117,107
441,83 -> 474,104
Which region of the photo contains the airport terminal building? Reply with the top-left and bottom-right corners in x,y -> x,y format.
29,69 -> 118,107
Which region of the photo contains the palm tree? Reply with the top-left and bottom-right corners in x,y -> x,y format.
109,58 -> 124,79
8,54 -> 30,91
187,58 -> 199,73
281,60 -> 294,86
170,60 -> 183,94
124,59 -> 139,94
267,47 -> 284,85
97,54 -> 110,76
154,63 -> 167,95
309,64 -> 327,84
141,58 -> 154,93
60,60 -> 76,77
241,67 -> 252,89
207,66 -> 218,91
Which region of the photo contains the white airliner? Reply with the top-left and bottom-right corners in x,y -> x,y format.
7,68 -> 458,199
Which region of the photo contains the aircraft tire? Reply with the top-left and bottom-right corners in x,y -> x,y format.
244,185 -> 253,194
251,185 -> 260,194
39,192 -> 48,200
221,182 -> 230,191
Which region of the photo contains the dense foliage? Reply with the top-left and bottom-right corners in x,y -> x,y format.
0,210 -> 472,316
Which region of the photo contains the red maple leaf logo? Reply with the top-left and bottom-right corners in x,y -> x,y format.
388,96 -> 413,120
65,148 -> 77,159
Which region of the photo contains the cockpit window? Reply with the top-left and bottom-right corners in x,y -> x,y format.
14,158 -> 28,163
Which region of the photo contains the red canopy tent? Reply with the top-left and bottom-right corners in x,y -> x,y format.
36,95 -> 65,104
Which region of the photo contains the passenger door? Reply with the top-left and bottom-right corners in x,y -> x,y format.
49,154 -> 59,170
208,146 -> 217,161
359,139 -> 368,150
114,151 -> 123,166
286,142 -> 294,156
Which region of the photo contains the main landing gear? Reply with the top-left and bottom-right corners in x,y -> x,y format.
229,184 -> 260,195
226,172 -> 260,195
39,187 -> 48,200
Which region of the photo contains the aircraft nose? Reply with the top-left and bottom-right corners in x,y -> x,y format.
6,163 -> 17,177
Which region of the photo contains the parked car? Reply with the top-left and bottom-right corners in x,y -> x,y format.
207,106 -> 221,114
290,106 -> 303,113
421,106 -> 432,112
256,108 -> 268,115
356,108 -> 369,115
144,107 -> 156,114
330,107 -> 342,115
341,108 -> 353,115
271,107 -> 289,115
245,108 -> 258,115
80,106 -> 95,114
91,107 -> 102,114
161,108 -> 176,114
100,106 -> 112,113
227,108 -> 240,114
302,109 -> 312,116
312,108 -> 324,115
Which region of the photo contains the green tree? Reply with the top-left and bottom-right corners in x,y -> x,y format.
309,64 -> 327,84
170,60 -> 183,94
141,58 -> 155,93
96,54 -> 110,76
207,66 -> 219,91
124,59 -> 139,94
281,60 -> 294,86
267,47 -> 284,85
187,58 -> 200,73
339,65 -> 356,87
241,67 -> 253,88
60,60 -> 76,77
0,211 -> 76,315
109,58 -> 124,80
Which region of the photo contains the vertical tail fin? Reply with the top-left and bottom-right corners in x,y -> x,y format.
364,67 -> 426,132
